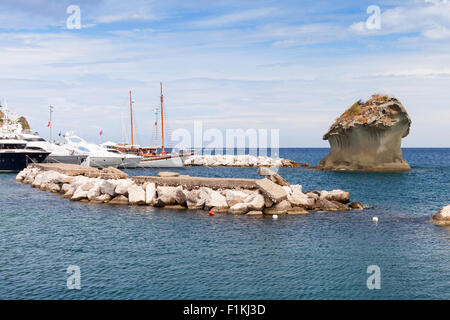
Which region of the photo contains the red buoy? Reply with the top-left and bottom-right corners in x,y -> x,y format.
209,210 -> 215,216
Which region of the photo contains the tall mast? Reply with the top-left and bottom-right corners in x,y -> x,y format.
160,82 -> 165,152
49,105 -> 54,142
129,90 -> 134,149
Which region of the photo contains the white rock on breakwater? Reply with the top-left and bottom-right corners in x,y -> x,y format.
184,155 -> 307,167
15,165 -> 362,216
432,205 -> 450,226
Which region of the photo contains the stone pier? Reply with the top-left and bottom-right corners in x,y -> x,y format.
15,163 -> 364,216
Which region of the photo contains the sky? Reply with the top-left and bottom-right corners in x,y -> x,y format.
0,0 -> 449,147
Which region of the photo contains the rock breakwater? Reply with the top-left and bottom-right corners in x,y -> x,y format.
16,164 -> 363,216
184,155 -> 307,167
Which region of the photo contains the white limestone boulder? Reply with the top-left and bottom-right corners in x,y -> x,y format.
128,185 -> 146,205
225,190 -> 249,207
145,183 -> 156,205
115,179 -> 134,196
205,190 -> 228,210
229,203 -> 250,214
32,173 -> 44,188
320,190 -> 350,204
100,180 -> 117,196
432,205 -> 450,226
185,190 -> 206,209
156,186 -> 178,206
244,191 -> 265,210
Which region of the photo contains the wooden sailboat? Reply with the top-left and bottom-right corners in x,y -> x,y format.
114,83 -> 194,167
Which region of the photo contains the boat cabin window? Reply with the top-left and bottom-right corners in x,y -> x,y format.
78,146 -> 90,152
25,138 -> 46,142
0,143 -> 27,149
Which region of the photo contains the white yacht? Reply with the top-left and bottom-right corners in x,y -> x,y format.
100,141 -> 142,169
63,133 -> 125,168
20,132 -> 88,165
0,104 -> 50,172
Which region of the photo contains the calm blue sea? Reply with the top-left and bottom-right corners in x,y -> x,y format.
0,148 -> 449,300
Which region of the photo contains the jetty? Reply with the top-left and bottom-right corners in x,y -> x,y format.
15,163 -> 363,215
184,155 -> 308,167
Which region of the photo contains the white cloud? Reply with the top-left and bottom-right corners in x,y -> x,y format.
191,7 -> 277,28
348,1 -> 450,40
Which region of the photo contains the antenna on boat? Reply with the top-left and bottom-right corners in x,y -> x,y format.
3,99 -> 9,131
129,90 -> 134,150
160,82 -> 165,152
49,105 -> 54,142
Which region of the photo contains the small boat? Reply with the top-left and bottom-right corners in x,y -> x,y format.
113,83 -> 194,168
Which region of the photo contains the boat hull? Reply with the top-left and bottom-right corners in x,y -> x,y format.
0,151 -> 50,172
137,154 -> 190,168
86,156 -> 125,168
119,156 -> 142,169
45,154 -> 88,165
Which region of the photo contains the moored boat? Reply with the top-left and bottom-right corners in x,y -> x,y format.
0,103 -> 49,172
113,84 -> 194,168
63,133 -> 124,168
0,136 -> 50,172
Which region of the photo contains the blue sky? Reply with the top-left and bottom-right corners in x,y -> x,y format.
1,0 -> 449,147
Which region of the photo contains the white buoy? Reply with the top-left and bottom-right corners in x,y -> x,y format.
372,217 -> 378,222
273,215 -> 278,220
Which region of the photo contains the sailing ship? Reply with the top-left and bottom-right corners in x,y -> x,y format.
113,83 -> 194,167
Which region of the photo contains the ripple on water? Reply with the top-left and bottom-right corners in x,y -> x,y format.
0,149 -> 449,299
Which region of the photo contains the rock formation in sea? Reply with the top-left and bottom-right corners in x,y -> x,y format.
316,94 -> 411,172
432,205 -> 450,226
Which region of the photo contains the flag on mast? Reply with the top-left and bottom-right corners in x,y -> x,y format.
99,129 -> 103,136
47,121 -> 51,127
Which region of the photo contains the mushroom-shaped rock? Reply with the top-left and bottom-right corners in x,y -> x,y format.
317,94 -> 411,172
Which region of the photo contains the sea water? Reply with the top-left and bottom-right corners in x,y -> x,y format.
0,148 -> 449,299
